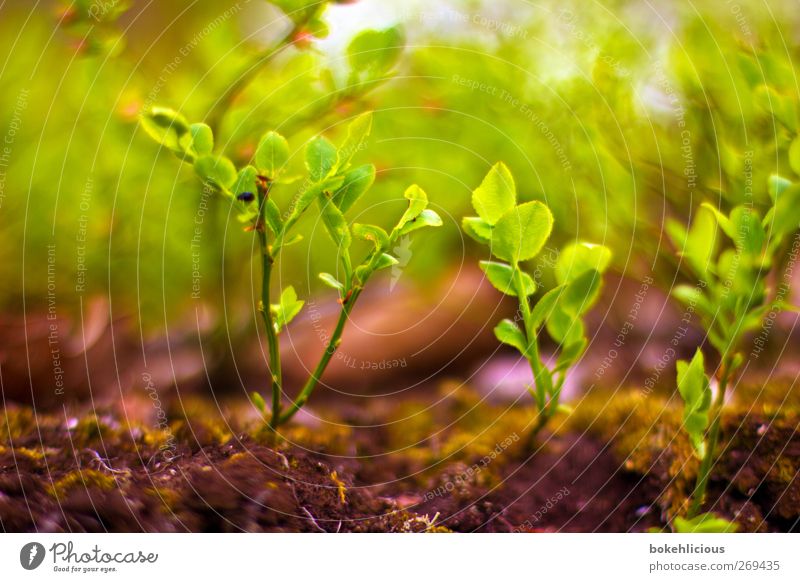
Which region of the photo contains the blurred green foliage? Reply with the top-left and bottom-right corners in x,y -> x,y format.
2,0 -> 799,339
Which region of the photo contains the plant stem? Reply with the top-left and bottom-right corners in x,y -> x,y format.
687,353 -> 733,518
279,288 -> 361,424
511,266 -> 550,446
255,181 -> 283,437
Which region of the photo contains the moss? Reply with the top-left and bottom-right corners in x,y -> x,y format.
48,469 -> 118,499
71,415 -> 118,447
0,406 -> 35,442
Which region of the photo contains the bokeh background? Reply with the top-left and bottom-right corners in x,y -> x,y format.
2,0 -> 799,408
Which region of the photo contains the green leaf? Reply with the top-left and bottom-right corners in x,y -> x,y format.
189,123 -> 214,155
339,112 -> 373,169
347,27 -> 404,76
305,136 -> 338,182
494,319 -> 528,355
530,286 -> 564,328
462,216 -> 492,245
255,131 -> 290,179
560,269 -> 602,316
397,184 -> 428,230
673,513 -> 738,533
729,206 -> 765,256
319,272 -> 344,291
491,201 -> 554,263
250,392 -> 266,414
471,162 -> 516,226
194,155 -> 237,190
768,174 -> 792,204
700,202 -> 734,239
683,208 -> 718,277
555,338 -> 587,372
479,261 -> 536,297
790,136 -> 800,176
140,106 -> 190,153
287,175 -> 345,224
271,286 -> 305,333
319,198 -> 351,251
263,199 -> 283,236
374,253 -> 399,270
233,165 -> 258,197
676,349 -> 712,457
672,285 -> 715,319
555,242 -> 612,285
399,209 -> 443,235
332,164 -> 375,212
764,184 -> 800,242
545,305 -> 584,346
353,223 -> 389,250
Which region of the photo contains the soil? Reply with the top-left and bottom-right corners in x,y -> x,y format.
1,383 -> 797,533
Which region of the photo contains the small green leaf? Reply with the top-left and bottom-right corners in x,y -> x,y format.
287,175 -> 345,224
332,164 -> 375,212
555,242 -> 612,285
194,155 -> 237,190
319,199 -> 351,250
347,27 -> 404,77
560,269 -> 602,316
491,201 -> 554,263
374,253 -> 399,270
255,131 -> 290,179
494,319 -> 528,355
189,123 -> 214,155
555,338 -> 587,372
462,216 -> 492,245
673,513 -> 738,533
140,106 -> 191,153
729,206 -> 765,256
672,285 -> 715,319
271,286 -> 305,333
676,349 -> 712,457
353,223 -> 389,250
683,208 -> 718,277
397,184 -> 428,230
306,136 -> 338,182
339,112 -> 373,169
768,174 -> 792,204
479,261 -> 536,297
789,136 -> 800,176
399,209 -> 442,235
545,305 -> 584,346
471,162 -> 516,226
250,392 -> 267,414
233,165 -> 258,198
700,202 -> 734,239
263,200 -> 283,235
319,272 -> 344,291
530,285 -> 564,328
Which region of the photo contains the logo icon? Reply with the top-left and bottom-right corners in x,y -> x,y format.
20,542 -> 46,570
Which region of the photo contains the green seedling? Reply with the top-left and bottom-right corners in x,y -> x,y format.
463,163 -> 611,446
141,109 -> 442,436
669,176 -> 800,522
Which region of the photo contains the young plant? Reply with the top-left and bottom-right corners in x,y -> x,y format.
668,176 -> 800,524
141,109 -> 442,436
463,163 -> 611,446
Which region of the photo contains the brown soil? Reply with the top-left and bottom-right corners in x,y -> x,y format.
1,383 -> 797,533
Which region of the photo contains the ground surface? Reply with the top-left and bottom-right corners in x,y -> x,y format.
1,383 -> 798,532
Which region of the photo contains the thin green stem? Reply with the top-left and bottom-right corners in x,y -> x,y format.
279,288 -> 361,424
254,181 -> 283,436
687,353 -> 733,518
511,265 -> 550,447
